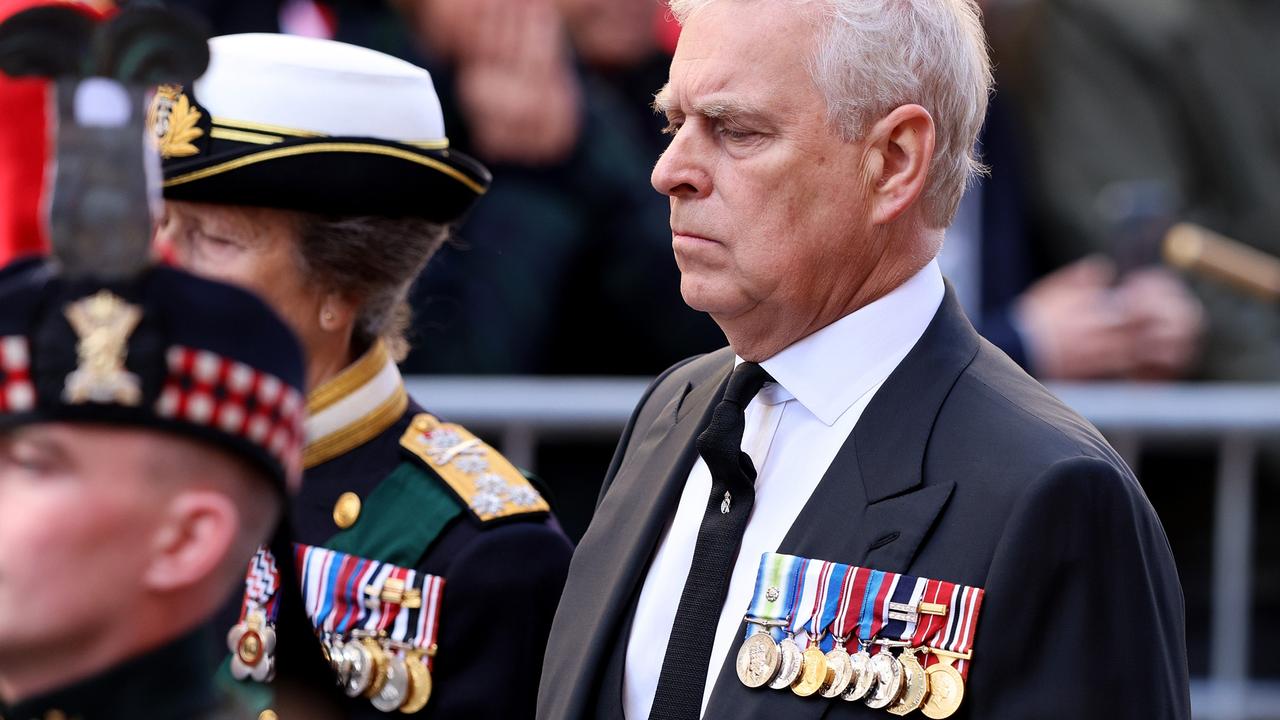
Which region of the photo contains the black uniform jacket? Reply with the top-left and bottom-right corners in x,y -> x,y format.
242,342 -> 574,720
2,626 -> 247,720
537,288 -> 1190,719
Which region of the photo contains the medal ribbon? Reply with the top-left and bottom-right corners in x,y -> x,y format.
806,562 -> 850,652
743,552 -> 805,642
787,559 -> 824,645
911,579 -> 953,648
834,566 -> 871,642
857,570 -> 895,647
238,545 -> 282,625
935,583 -> 984,678
291,543 -> 445,653
879,574 -> 926,643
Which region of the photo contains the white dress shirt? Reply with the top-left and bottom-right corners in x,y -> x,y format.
622,260 -> 945,719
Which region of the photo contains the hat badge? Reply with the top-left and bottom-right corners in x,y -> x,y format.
63,290 -> 143,406
148,84 -> 203,159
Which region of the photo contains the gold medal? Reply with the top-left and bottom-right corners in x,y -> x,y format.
841,646 -> 875,701
371,652 -> 410,712
887,649 -> 929,715
789,644 -> 829,697
767,637 -> 803,690
736,631 -> 780,688
863,650 -> 904,709
819,645 -> 853,698
921,655 -> 965,719
237,629 -> 264,666
228,615 -> 275,682
400,652 -> 432,714
362,637 -> 390,698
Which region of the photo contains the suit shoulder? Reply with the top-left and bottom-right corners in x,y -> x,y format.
398,412 -> 551,524
943,341 -> 1124,472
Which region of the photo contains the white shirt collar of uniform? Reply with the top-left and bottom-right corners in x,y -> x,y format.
743,259 -> 944,426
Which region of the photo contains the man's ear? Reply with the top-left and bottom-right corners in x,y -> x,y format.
143,490 -> 239,592
862,104 -> 935,226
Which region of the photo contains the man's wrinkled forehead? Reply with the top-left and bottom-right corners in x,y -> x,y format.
654,0 -> 819,116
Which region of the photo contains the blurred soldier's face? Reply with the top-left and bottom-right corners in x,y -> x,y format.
0,424 -> 166,663
650,0 -> 876,332
155,201 -> 328,361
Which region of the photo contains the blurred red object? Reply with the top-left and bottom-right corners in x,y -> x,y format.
0,0 -> 107,265
654,3 -> 679,55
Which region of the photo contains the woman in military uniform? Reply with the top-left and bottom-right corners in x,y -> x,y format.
151,33 -> 574,719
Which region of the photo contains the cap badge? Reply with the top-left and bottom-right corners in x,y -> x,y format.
63,290 -> 143,406
148,84 -> 203,159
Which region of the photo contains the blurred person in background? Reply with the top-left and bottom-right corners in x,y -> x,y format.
393,0 -> 721,376
556,0 -> 680,161
1000,0 -> 1279,383
153,33 -> 573,718
939,0 -> 1207,382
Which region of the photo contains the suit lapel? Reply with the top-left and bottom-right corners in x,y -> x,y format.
554,350 -> 734,715
705,287 -> 978,717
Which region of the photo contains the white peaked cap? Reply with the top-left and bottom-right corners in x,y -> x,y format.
156,33 -> 489,221
195,33 -> 446,142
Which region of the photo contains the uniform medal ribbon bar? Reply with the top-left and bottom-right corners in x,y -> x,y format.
229,545 -> 282,683
241,543 -> 443,714
736,554 -> 986,718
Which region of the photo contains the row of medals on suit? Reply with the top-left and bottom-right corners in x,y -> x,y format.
318,630 -> 435,714
735,618 -> 967,718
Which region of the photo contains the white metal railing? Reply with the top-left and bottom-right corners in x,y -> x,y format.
404,377 -> 1280,720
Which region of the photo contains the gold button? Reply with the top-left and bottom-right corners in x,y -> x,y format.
333,492 -> 361,529
259,711 -> 279,720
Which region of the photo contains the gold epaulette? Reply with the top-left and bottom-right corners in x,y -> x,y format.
399,413 -> 550,522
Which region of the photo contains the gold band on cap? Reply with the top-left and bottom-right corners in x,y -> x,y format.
164,142 -> 483,195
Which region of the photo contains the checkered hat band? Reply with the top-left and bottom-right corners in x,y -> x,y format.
155,345 -> 304,469
0,336 -> 36,414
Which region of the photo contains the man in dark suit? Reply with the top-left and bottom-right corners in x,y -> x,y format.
536,0 -> 1190,718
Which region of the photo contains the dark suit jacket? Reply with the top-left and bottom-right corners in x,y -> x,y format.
537,288 -> 1190,719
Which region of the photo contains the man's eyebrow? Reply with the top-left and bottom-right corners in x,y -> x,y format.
652,84 -> 673,115
651,85 -> 767,122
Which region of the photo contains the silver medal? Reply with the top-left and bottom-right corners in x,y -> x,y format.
842,649 -> 875,701
371,653 -> 410,711
863,650 -> 905,709
768,637 -> 803,690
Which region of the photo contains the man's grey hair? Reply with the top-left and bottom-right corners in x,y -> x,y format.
668,0 -> 992,228
294,214 -> 449,362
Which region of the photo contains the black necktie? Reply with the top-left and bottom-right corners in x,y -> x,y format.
649,362 -> 774,720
